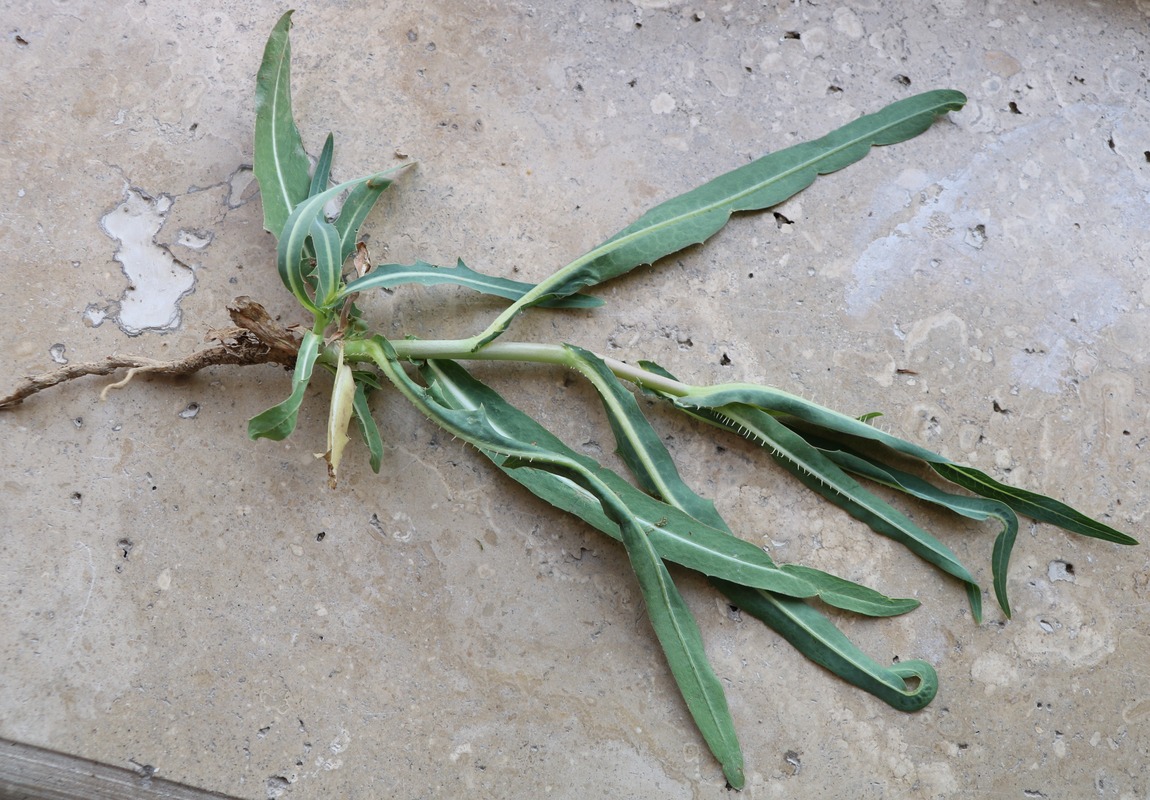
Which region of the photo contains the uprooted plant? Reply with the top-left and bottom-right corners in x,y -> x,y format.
2,12 -> 1137,788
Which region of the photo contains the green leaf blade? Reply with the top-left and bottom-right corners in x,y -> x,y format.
253,11 -> 312,239
367,344 -> 746,783
309,132 -> 334,198
339,260 -> 604,308
248,330 -> 322,441
777,565 -> 919,617
573,88 -> 966,286
715,403 -> 977,584
599,498 -> 746,789
716,582 -> 937,712
334,175 -> 393,264
665,378 -> 951,465
351,380 -> 383,473
277,169 -> 403,312
472,90 -> 965,345
814,444 -> 1019,618
932,463 -> 1137,546
564,344 -> 728,528
310,217 -> 343,309
415,358 -> 916,616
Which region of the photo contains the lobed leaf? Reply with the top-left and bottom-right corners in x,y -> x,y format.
338,260 -> 604,308
248,330 -> 322,441
473,90 -> 966,346
253,11 -> 311,238
277,169 -> 405,314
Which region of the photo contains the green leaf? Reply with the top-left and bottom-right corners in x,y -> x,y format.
309,132 -> 334,198
248,330 -> 322,441
693,401 -> 983,618
415,358 -> 917,616
528,457 -> 745,789
338,260 -> 604,309
416,357 -> 929,724
565,347 -> 917,617
472,90 -> 966,346
277,168 -> 405,313
310,216 -> 343,310
713,580 -> 937,712
777,565 -> 919,617
334,174 -> 395,265
647,373 -> 949,465
351,379 -> 384,473
563,345 -> 726,526
366,341 -> 746,783
253,11 -> 311,238
402,354 -> 940,769
397,355 -> 822,601
634,360 -> 1135,598
813,443 -> 1018,618
932,463 -> 1137,546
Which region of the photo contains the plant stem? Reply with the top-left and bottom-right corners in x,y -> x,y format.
340,337 -> 692,398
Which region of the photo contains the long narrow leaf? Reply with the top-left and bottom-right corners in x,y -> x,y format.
564,345 -> 726,526
310,217 -> 343,309
813,443 -> 1018,617
644,372 -> 949,465
253,11 -> 311,237
338,260 -> 603,309
566,347 -> 918,618
636,360 -> 1135,567
309,133 -> 334,198
714,580 -> 937,712
247,330 -> 322,441
526,459 -> 744,789
704,402 -> 982,617
366,342 -> 745,785
335,177 -> 394,264
351,380 -> 384,473
473,90 -> 966,346
418,358 -> 917,616
421,359 -> 928,733
932,463 -> 1137,546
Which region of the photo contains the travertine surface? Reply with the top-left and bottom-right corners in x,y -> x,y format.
2,2 -> 1148,798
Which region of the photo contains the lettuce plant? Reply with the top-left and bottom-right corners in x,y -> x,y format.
5,12 -> 1136,789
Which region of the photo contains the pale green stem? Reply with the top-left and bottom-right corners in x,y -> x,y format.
339,337 -> 691,398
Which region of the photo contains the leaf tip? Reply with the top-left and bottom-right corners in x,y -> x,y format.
723,763 -> 746,791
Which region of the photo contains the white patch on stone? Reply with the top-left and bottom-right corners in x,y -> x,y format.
650,92 -> 676,114
101,186 -> 195,335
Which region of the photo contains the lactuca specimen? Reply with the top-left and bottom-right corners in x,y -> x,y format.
184,11 -> 1150,789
